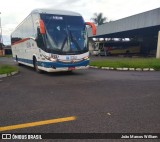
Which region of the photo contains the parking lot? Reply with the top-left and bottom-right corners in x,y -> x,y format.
0,57 -> 160,141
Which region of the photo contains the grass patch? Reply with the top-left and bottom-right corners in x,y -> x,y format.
0,55 -> 12,58
0,65 -> 18,75
90,58 -> 160,70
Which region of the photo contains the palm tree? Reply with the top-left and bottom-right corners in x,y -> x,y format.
91,13 -> 107,26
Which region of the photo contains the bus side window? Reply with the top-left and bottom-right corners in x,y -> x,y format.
36,28 -> 45,48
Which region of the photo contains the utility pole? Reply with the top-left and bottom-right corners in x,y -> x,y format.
0,12 -> 3,44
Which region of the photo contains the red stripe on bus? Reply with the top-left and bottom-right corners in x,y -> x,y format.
12,38 -> 30,45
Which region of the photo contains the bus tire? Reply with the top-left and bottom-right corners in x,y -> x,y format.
16,55 -> 21,66
33,57 -> 42,73
16,55 -> 18,62
107,52 -> 111,56
126,50 -> 130,57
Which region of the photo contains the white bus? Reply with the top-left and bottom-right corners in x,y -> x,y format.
11,9 -> 96,72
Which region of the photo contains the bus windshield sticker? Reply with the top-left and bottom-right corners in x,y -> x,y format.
53,16 -> 63,20
66,56 -> 70,60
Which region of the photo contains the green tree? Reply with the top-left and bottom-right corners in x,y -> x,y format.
0,42 -> 4,49
91,13 -> 107,26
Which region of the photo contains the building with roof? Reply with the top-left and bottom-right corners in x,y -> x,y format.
88,8 -> 160,58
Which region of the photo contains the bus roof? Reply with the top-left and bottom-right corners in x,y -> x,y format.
11,9 -> 82,35
31,9 -> 82,16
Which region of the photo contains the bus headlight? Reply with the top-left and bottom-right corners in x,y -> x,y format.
44,54 -> 58,62
50,58 -> 57,62
83,56 -> 89,60
51,54 -> 58,59
48,54 -> 58,62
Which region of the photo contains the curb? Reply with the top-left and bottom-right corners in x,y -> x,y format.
0,71 -> 19,78
90,66 -> 155,71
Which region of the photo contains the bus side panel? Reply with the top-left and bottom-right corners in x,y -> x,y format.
11,13 -> 40,67
11,38 -> 39,67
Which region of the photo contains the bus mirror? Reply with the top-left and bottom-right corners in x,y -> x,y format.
39,20 -> 45,34
85,22 -> 96,35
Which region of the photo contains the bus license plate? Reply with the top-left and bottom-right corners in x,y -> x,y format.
68,67 -> 75,70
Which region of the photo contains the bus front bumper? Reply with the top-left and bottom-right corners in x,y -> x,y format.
38,65 -> 89,72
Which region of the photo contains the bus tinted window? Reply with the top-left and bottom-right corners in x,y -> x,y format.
40,14 -> 87,54
11,15 -> 34,44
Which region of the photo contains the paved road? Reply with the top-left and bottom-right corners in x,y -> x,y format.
0,57 -> 160,141
0,57 -> 16,65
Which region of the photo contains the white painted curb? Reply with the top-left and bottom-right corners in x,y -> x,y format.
90,66 -> 156,71
123,68 -> 128,71
143,68 -> 150,71
129,68 -> 135,71
136,68 -> 142,71
0,71 -> 19,78
149,68 -> 155,71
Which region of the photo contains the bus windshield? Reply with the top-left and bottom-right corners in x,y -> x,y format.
40,14 -> 88,55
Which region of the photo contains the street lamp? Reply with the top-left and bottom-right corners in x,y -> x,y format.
0,12 -> 3,44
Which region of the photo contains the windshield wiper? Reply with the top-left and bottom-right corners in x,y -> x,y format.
60,27 -> 83,54
68,30 -> 82,52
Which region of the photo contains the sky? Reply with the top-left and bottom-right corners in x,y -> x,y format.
0,0 -> 160,45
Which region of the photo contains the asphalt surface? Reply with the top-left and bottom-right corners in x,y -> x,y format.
0,57 -> 160,142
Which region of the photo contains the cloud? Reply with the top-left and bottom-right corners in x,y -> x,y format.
0,0 -> 160,45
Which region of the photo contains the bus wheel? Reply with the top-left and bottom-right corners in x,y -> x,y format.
16,56 -> 18,62
33,57 -> 42,73
16,56 -> 21,66
126,50 -> 130,57
107,52 -> 111,56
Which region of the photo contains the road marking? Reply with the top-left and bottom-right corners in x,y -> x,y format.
0,116 -> 76,132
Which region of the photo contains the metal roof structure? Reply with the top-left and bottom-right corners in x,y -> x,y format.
88,8 -> 160,38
